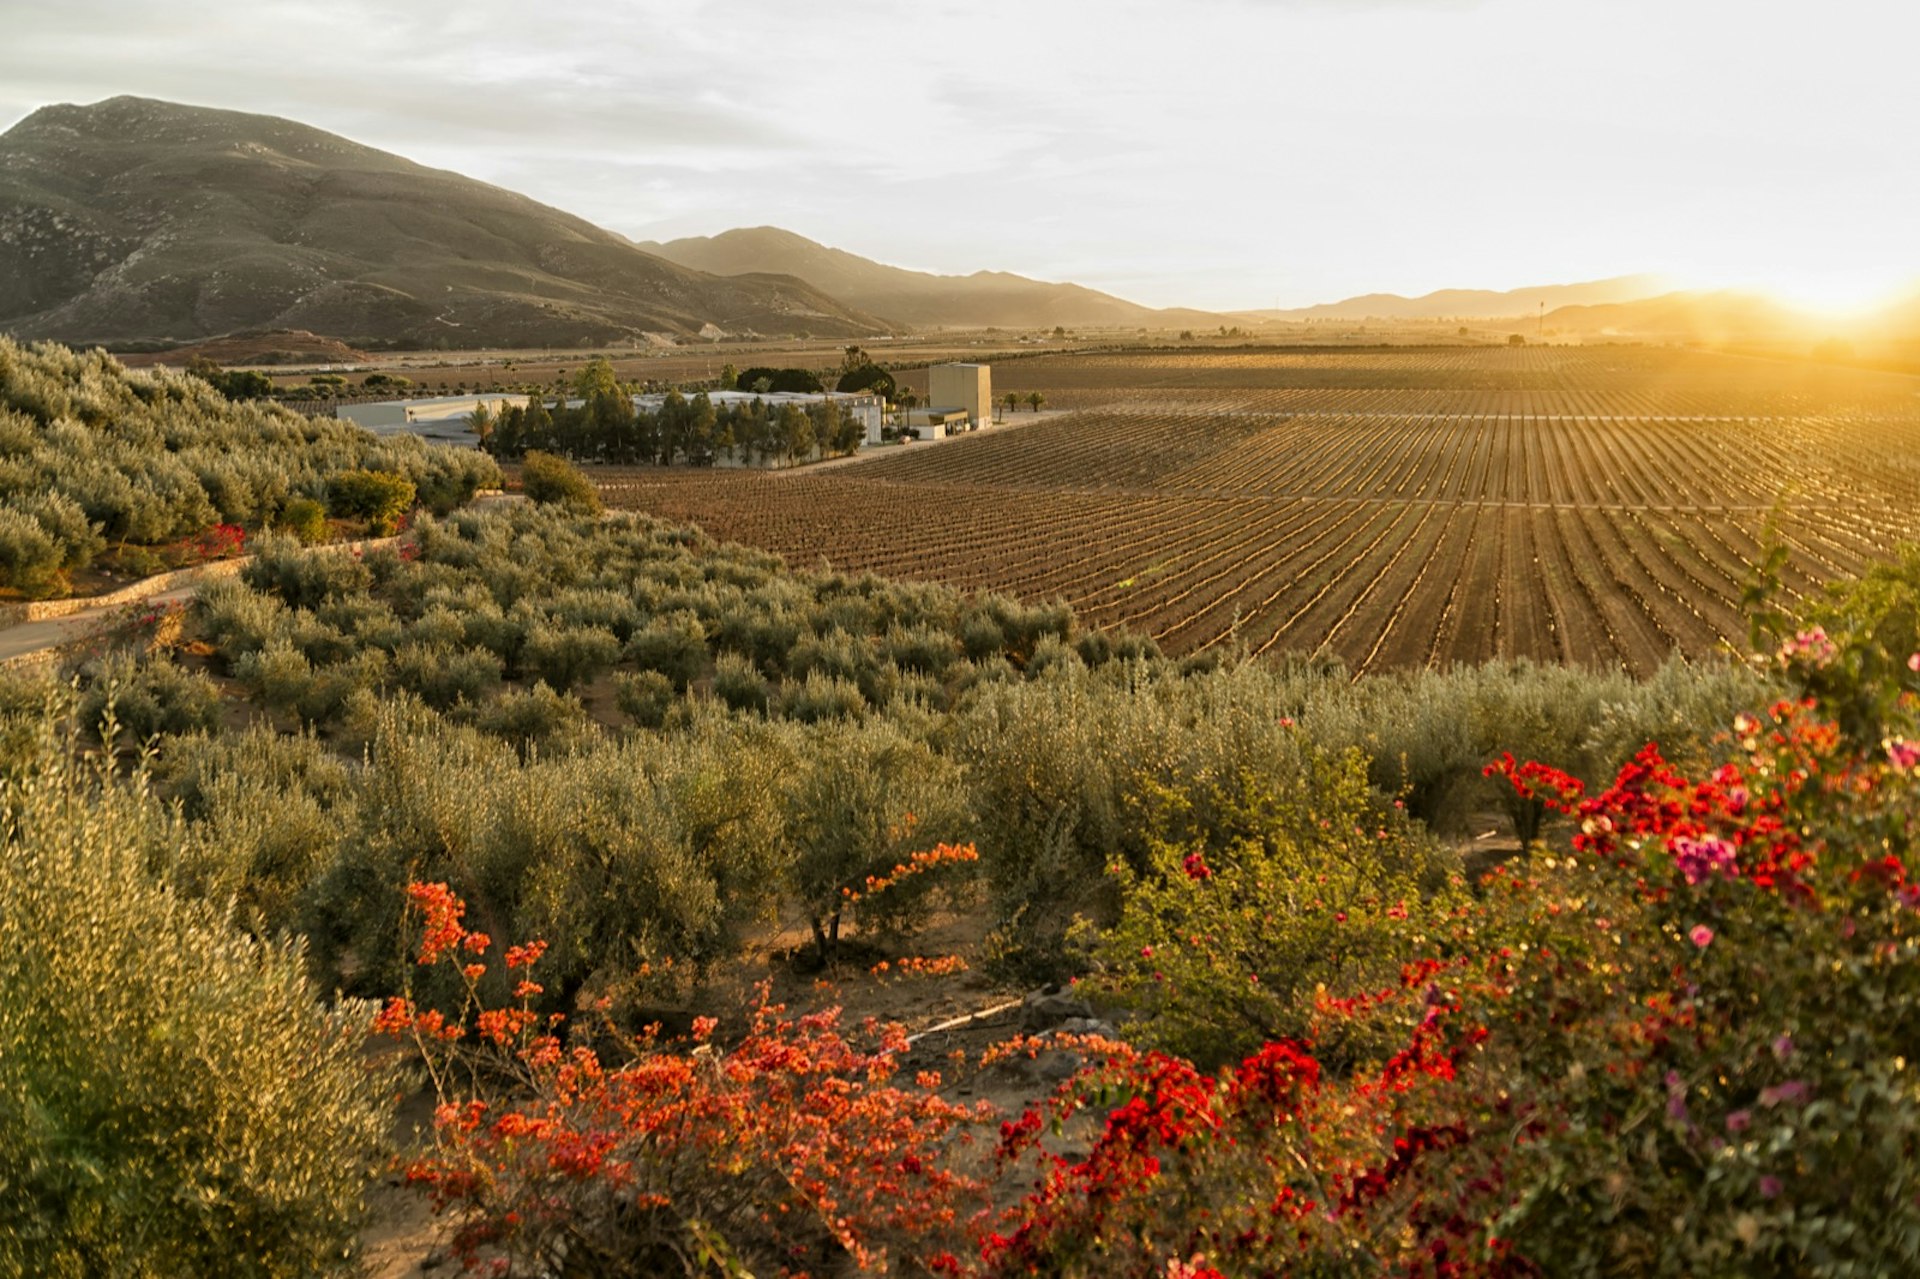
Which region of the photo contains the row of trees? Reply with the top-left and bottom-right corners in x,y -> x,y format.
473,388 -> 863,465
471,358 -> 864,465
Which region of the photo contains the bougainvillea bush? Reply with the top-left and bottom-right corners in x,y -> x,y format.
377,880 -> 998,1277
390,588 -> 1920,1276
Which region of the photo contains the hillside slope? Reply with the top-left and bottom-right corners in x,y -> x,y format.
0,97 -> 884,348
1253,275 -> 1667,321
638,225 -> 1226,330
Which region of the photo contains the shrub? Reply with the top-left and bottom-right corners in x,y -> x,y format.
195,577 -> 290,665
779,670 -> 867,723
241,535 -> 374,610
612,669 -> 677,728
624,612 -> 709,691
710,651 -> 771,715
882,622 -> 962,677
156,727 -> 356,937
0,698 -> 391,1276
520,622 -> 621,693
0,504 -> 67,596
469,682 -> 595,759
1090,749 -> 1465,1066
982,637 -> 1920,1276
325,469 -> 415,535
392,641 -> 504,710
519,450 -> 602,514
234,638 -> 317,719
274,495 -> 329,545
789,627 -> 875,686
77,654 -> 224,742
781,717 -> 973,962
377,886 -> 986,1276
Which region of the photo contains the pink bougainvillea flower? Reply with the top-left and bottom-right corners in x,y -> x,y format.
1671,836 -> 1738,886
1689,924 -> 1715,948
1759,1080 -> 1810,1108
1886,738 -> 1920,772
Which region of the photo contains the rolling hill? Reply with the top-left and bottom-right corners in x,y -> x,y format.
637,226 -> 1227,331
0,96 -> 886,349
1252,275 -> 1668,322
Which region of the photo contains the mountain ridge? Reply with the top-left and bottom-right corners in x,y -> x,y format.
637,225 -> 1229,331
0,96 -> 886,348
1240,275 -> 1669,322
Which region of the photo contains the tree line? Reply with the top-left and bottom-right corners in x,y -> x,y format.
474,360 -> 864,465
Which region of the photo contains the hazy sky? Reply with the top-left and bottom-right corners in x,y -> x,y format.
2,0 -> 1915,310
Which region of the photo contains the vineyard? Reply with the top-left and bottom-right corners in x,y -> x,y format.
603,346 -> 1920,674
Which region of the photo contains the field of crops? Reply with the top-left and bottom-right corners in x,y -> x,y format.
601,346 -> 1920,674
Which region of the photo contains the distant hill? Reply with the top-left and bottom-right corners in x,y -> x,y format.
1532,290 -> 1811,341
0,97 -> 885,349
1253,275 -> 1668,322
637,226 -> 1227,331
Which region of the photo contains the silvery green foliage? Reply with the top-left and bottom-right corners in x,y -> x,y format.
0,690 -> 390,1276
0,338 -> 499,590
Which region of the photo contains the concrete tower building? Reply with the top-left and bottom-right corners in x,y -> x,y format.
927,362 -> 992,430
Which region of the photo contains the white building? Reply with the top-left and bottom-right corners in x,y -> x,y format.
928,363 -> 993,430
337,393 -> 523,445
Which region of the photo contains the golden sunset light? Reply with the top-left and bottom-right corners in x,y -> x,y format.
7,3 -> 1920,1275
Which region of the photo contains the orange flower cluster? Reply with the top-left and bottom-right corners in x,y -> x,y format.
871,954 -> 970,979
379,880 -> 1000,1274
843,842 -> 980,905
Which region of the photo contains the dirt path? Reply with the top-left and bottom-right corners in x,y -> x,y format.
0,586 -> 204,667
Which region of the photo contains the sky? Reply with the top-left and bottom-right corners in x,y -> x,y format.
1,0 -> 1916,311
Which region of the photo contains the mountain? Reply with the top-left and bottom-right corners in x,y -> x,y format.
0,97 -> 885,349
637,226 -> 1227,331
1254,275 -> 1668,322
1537,290 -> 1848,342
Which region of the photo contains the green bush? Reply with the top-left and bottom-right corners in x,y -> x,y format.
325,469 -> 415,535
156,726 -> 356,937
520,622 -> 621,693
625,612 -> 709,691
77,654 -> 224,742
779,671 -> 867,723
711,651 -> 771,715
241,535 -> 374,611
0,504 -> 68,596
882,622 -> 962,677
0,698 -> 391,1277
519,450 -> 602,514
392,641 -> 503,710
234,638 -> 316,719
613,669 -> 677,728
1091,749 -> 1465,1066
782,718 -> 971,962
0,340 -> 486,599
274,496 -> 328,545
469,682 -> 594,760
